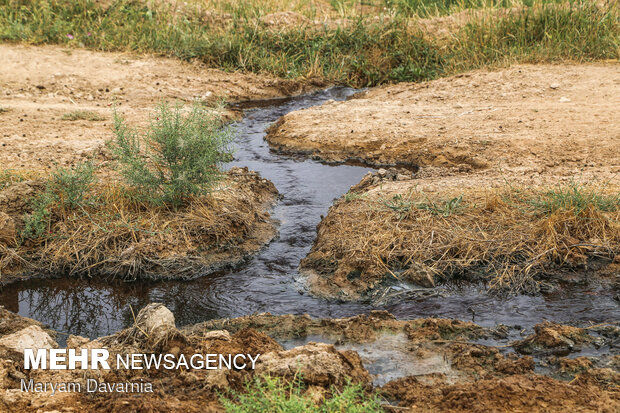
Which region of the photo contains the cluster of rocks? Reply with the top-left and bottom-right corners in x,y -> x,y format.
352,167 -> 415,192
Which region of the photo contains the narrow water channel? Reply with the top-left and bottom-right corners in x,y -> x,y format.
0,88 -> 618,344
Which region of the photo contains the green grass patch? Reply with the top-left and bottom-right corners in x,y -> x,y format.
61,110 -> 105,121
383,0 -> 567,17
220,375 -> 384,413
382,193 -> 465,218
527,182 -> 620,216
0,0 -> 616,87
449,1 -> 620,70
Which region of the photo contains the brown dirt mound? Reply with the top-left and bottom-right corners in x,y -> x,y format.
266,63 -> 620,179
0,167 -> 278,284
514,322 -> 592,354
2,306 -> 617,412
381,373 -> 620,413
301,176 -> 620,298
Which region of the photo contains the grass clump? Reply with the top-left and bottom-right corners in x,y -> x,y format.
220,375 -> 384,413
109,102 -> 234,206
61,110 -> 105,121
449,1 -> 620,70
384,193 -> 465,217
303,182 -> 620,295
526,182 -> 620,216
4,167 -> 276,280
21,162 -> 96,240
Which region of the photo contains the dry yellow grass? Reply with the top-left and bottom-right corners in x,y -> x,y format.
0,168 -> 277,283
302,182 -> 620,296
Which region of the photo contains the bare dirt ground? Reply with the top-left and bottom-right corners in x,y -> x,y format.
0,43 -> 316,171
1,306 -> 618,412
267,63 -> 620,187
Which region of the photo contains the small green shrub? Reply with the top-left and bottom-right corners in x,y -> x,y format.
21,191 -> 54,240
61,110 -> 105,121
220,375 -> 384,413
21,162 -> 96,240
417,195 -> 464,216
110,102 -> 234,206
48,162 -> 96,209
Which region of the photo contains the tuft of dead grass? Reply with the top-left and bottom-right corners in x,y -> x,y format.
302,182 -> 620,296
61,110 -> 106,121
0,167 -> 277,283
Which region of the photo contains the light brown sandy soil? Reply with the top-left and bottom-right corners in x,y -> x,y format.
0,43 -> 318,171
267,63 -> 620,187
1,307 -> 618,412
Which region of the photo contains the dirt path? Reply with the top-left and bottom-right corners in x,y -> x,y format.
0,44 -> 313,171
267,63 -> 620,188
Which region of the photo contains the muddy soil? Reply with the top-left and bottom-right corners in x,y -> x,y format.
0,43 -> 319,171
0,305 -> 618,412
266,63 -> 620,186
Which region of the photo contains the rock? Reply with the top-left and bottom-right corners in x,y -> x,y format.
255,342 -> 371,388
559,97 -> 571,103
377,168 -> 387,177
402,263 -> 435,288
66,335 -> 90,349
0,325 -> 57,354
514,322 -> 590,355
550,83 -> 560,89
0,212 -> 16,246
134,303 -> 176,338
203,330 -> 231,341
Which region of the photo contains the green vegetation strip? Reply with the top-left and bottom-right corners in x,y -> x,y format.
0,0 -> 617,87
220,376 -> 384,413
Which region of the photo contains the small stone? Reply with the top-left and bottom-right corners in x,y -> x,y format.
66,334 -> 90,349
559,97 -> 571,103
134,303 -> 176,337
402,263 -> 435,288
550,83 -> 560,89
0,325 -> 57,354
203,330 -> 232,341
377,168 -> 387,177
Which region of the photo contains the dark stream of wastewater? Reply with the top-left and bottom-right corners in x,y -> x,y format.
0,88 -> 618,346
